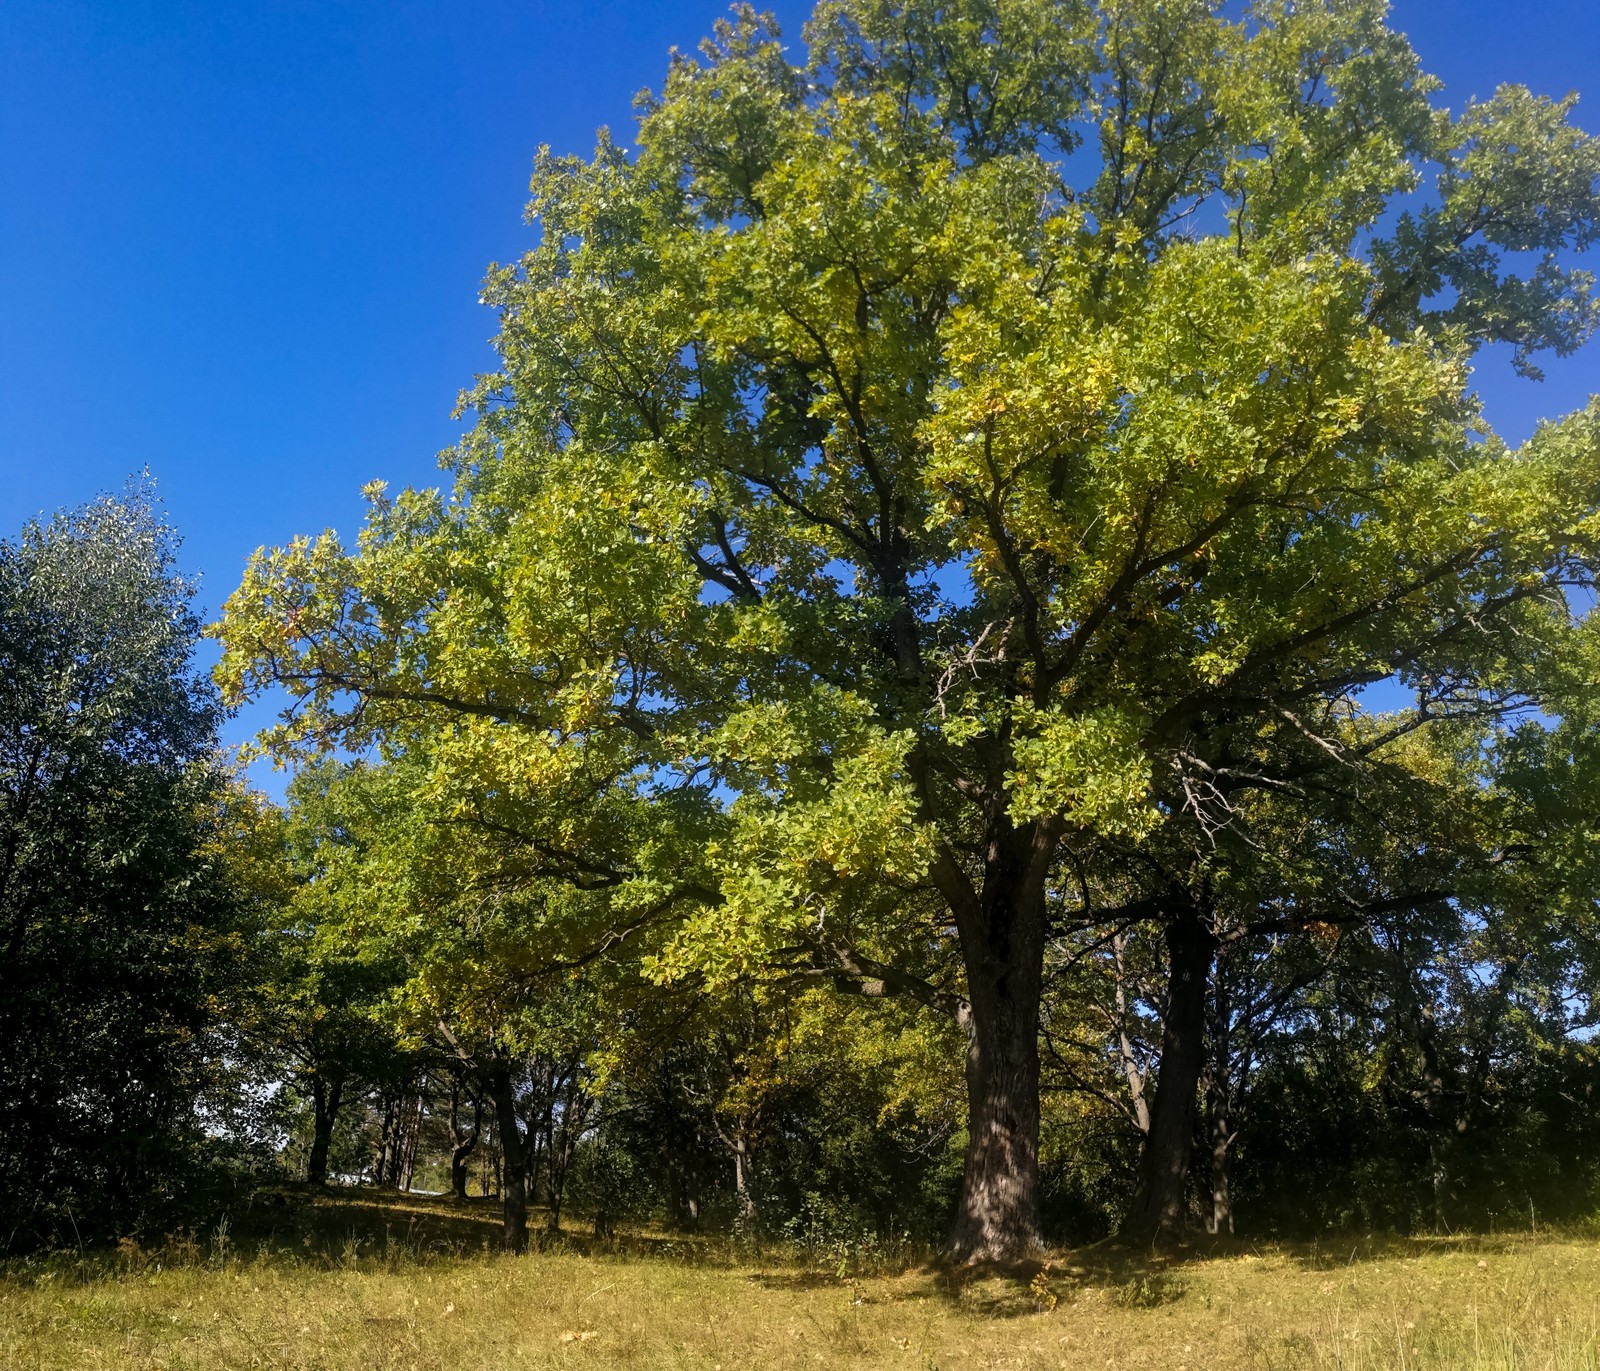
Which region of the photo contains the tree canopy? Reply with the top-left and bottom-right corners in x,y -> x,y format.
216,0 -> 1600,1259
0,486 -> 244,1246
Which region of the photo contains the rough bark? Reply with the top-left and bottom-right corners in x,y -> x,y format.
949,994 -> 1043,1261
486,1064 -> 529,1254
944,818 -> 1054,1263
1122,912 -> 1216,1241
306,1074 -> 343,1187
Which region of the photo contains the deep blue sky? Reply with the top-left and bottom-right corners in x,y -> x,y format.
2,0 -> 1597,782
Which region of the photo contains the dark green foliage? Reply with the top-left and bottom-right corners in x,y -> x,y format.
0,487 -> 240,1249
758,1095 -> 964,1249
1236,982 -> 1600,1236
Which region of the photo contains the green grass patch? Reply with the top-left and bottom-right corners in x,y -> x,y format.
4,1188 -> 1599,1369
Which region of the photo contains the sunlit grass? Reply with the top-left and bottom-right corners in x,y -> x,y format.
3,1189 -> 1598,1369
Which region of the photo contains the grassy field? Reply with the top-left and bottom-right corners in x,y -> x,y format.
3,1188 -> 1598,1370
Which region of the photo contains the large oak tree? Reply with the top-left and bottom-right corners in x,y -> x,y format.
218,0 -> 1600,1258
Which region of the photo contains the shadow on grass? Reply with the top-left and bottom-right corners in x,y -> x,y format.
870,1224 -> 1553,1318
232,1184 -> 750,1268
12,1181 -> 1572,1323
0,1183 -> 736,1283
909,1243 -> 1193,1319
745,1270 -> 850,1292
1058,1224 -> 1575,1287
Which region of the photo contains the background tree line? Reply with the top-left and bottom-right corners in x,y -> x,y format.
6,0 -> 1600,1261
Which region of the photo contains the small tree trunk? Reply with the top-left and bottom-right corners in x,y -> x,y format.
487,1065 -> 528,1254
544,1065 -> 587,1234
528,1107 -> 550,1225
373,1094 -> 397,1186
1114,931 -> 1152,1137
396,1091 -> 416,1191
307,1075 -> 343,1186
1415,1005 -> 1458,1234
449,1086 -> 482,1202
667,1151 -> 703,1232
1205,1077 -> 1234,1236
1205,960 -> 1234,1237
732,1140 -> 758,1226
383,1088 -> 418,1189
1122,912 -> 1216,1241
376,1091 -> 409,1188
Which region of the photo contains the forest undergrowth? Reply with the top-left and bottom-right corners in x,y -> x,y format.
3,1187 -> 1598,1370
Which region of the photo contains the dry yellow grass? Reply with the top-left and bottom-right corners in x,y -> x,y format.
3,1189 -> 1598,1370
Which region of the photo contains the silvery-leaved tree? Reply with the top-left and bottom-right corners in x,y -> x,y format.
217,0 -> 1600,1259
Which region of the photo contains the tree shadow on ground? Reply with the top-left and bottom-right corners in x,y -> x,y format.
233,1184 -> 503,1260
226,1183 -> 730,1268
914,1243 -> 1193,1319
1059,1226 -> 1559,1283
24,1182 -> 1554,1316
745,1270 -> 851,1292
854,1226 -> 1542,1318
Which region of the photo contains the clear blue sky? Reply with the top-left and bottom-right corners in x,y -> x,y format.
2,0 -> 1597,782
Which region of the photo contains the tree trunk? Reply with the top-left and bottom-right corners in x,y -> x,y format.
948,994 -> 1042,1262
449,1085 -> 482,1202
732,1140 -> 757,1226
1205,1075 -> 1234,1236
544,1064 -> 588,1234
383,1087 -> 420,1189
1122,912 -> 1216,1241
451,1150 -> 473,1200
1114,931 -> 1151,1137
1205,959 -> 1234,1236
945,820 -> 1053,1263
1401,961 -> 1463,1234
397,1088 -> 422,1192
373,1092 -> 399,1186
666,1150 -> 703,1232
528,1062 -> 553,1222
307,1075 -> 343,1186
486,1064 -> 528,1254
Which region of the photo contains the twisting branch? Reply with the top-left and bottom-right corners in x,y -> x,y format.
785,935 -> 971,1027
